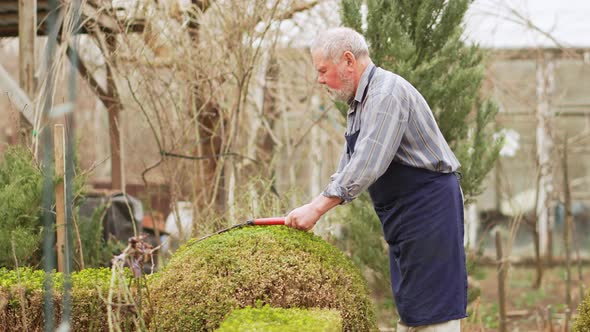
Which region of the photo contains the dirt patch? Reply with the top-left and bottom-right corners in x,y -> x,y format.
464,265 -> 590,331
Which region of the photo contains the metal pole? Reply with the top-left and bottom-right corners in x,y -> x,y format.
61,0 -> 83,326
41,0 -> 60,330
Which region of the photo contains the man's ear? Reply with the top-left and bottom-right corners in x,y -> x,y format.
343,51 -> 356,67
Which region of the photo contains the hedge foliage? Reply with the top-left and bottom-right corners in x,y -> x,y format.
573,291 -> 590,332
148,226 -> 377,331
0,267 -> 129,331
216,305 -> 342,332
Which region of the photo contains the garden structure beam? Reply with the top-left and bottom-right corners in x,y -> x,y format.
0,0 -> 145,37
17,0 -> 36,144
3,0 -> 144,192
0,62 -> 35,126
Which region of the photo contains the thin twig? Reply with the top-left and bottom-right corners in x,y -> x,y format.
11,235 -> 28,331
160,150 -> 260,164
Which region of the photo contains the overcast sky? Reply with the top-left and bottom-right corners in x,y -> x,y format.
463,0 -> 590,48
279,0 -> 590,49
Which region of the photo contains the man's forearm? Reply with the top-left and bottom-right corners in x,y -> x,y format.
309,194 -> 343,216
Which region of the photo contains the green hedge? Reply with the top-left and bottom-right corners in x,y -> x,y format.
0,267 -> 129,331
148,226 -> 377,331
216,305 -> 342,332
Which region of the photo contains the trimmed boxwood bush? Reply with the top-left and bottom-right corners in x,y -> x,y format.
0,267 -> 128,331
148,226 -> 377,331
216,305 -> 342,331
573,291 -> 590,332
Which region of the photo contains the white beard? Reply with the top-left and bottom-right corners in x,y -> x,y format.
328,69 -> 356,102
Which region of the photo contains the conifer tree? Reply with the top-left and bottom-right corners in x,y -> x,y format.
341,0 -> 502,201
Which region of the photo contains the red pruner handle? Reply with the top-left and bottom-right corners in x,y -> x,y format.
251,217 -> 285,225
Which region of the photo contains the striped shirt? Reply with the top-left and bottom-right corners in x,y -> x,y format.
322,64 -> 461,203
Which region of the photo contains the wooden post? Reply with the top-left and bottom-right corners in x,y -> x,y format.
496,231 -> 507,332
54,125 -> 66,272
18,0 -> 36,143
494,122 -> 502,213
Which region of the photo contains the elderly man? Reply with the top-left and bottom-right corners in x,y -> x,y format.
284,27 -> 467,331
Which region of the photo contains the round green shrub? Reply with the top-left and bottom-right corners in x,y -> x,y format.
148,226 -> 377,331
216,304 -> 342,332
573,291 -> 590,332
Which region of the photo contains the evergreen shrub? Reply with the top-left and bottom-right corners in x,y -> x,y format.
0,147 -> 43,268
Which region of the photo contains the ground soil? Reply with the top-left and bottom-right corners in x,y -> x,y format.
376,265 -> 590,331
463,265 -> 590,331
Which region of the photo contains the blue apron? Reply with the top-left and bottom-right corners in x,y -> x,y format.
345,67 -> 467,326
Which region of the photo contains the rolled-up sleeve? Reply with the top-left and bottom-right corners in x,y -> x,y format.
322,92 -> 408,203
323,141 -> 349,199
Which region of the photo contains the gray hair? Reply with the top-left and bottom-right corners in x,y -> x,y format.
311,27 -> 369,63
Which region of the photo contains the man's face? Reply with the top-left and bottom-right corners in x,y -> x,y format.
312,52 -> 356,102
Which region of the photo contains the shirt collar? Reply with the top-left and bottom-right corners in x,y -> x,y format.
353,63 -> 375,104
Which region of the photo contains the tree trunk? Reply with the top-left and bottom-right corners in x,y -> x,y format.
532,218 -> 543,289
186,1 -> 226,213
106,34 -> 124,191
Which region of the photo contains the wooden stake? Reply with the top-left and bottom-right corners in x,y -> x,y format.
496,231 -> 507,332
547,305 -> 554,332
54,125 -> 66,272
562,138 -> 572,311
564,308 -> 571,332
572,221 -> 587,302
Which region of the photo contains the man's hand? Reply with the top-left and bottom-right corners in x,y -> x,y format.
284,195 -> 343,231
285,204 -> 322,231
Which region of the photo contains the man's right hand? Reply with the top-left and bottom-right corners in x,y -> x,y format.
285,204 -> 322,231
284,195 -> 343,231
